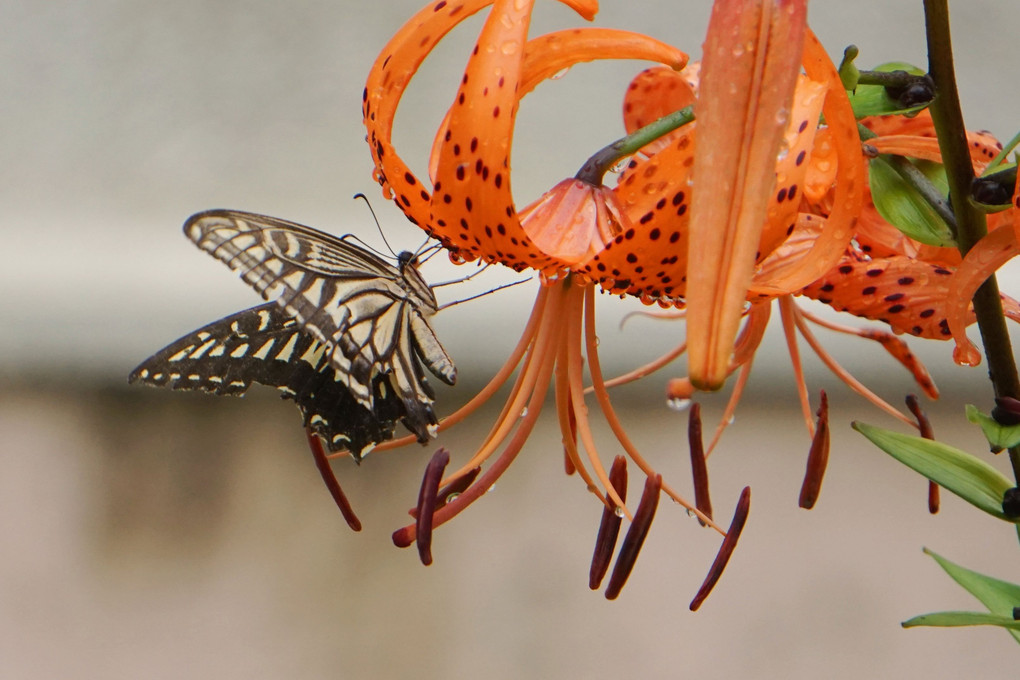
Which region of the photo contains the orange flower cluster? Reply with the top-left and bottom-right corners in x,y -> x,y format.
355,0 -> 1020,599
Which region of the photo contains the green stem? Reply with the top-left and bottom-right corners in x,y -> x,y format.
923,0 -> 1020,483
576,106 -> 695,185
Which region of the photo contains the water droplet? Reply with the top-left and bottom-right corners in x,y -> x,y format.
726,414 -> 736,425
775,107 -> 789,126
610,158 -> 630,174
550,67 -> 570,80
520,407 -> 529,418
667,397 -> 692,411
613,506 -> 625,518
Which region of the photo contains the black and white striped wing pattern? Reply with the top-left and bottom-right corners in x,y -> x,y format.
183,210 -> 456,440
129,303 -> 419,459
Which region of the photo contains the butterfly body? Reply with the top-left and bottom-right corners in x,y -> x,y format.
130,210 -> 456,460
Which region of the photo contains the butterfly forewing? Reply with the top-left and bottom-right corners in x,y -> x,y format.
129,303 -> 428,459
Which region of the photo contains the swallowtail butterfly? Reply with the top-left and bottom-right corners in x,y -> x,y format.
129,210 -> 457,460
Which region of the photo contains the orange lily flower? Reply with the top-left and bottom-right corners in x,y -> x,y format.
362,0 -> 798,601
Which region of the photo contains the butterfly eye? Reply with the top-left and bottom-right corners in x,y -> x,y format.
398,251 -> 418,268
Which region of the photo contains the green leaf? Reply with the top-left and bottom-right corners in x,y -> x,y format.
847,62 -> 929,118
902,611 -> 1020,630
853,421 -> 1013,520
915,548 -> 1020,644
965,404 -> 1020,452
868,156 -> 955,247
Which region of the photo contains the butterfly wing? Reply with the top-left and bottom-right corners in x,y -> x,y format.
128,303 -> 422,459
183,210 -> 455,441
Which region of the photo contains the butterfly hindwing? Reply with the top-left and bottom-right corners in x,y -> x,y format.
129,303 -> 430,459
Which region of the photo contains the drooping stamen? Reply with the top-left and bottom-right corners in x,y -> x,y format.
798,391 -> 830,509
564,284 -> 628,513
305,429 -> 361,532
392,286 -> 566,547
778,297 -> 815,435
688,403 -> 713,523
788,300 -> 915,428
798,307 -> 939,400
690,486 -> 751,611
605,474 -> 662,600
582,287 -> 724,532
589,456 -> 628,590
905,394 -> 940,514
415,448 -> 450,566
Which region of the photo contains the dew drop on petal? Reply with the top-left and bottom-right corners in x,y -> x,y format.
520,407 -> 529,418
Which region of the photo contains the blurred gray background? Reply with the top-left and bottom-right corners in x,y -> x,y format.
3,0 -> 1020,677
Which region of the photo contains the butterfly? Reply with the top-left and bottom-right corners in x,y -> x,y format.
129,209 -> 457,461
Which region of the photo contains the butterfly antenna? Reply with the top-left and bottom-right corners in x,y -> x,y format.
432,261 -> 493,288
438,276 -> 532,310
353,193 -> 397,258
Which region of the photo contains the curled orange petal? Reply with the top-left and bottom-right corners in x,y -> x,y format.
748,28 -> 863,296
945,226 -> 1020,365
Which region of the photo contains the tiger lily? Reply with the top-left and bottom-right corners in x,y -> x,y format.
362,0 -> 790,600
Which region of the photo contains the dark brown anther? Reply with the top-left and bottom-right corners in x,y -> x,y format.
604,473 -> 661,600
906,394 -> 940,514
688,403 -> 712,523
690,486 -> 751,611
991,396 -> 1020,426
408,466 -> 481,518
436,466 -> 480,511
415,448 -> 451,566
1002,487 -> 1020,519
306,429 -> 362,532
798,391 -> 830,509
589,456 -> 628,590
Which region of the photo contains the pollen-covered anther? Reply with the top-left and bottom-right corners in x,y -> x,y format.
589,456 -> 628,590
306,429 -> 362,532
604,473 -> 662,600
798,391 -> 829,509
414,448 -> 451,566
690,486 -> 751,611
